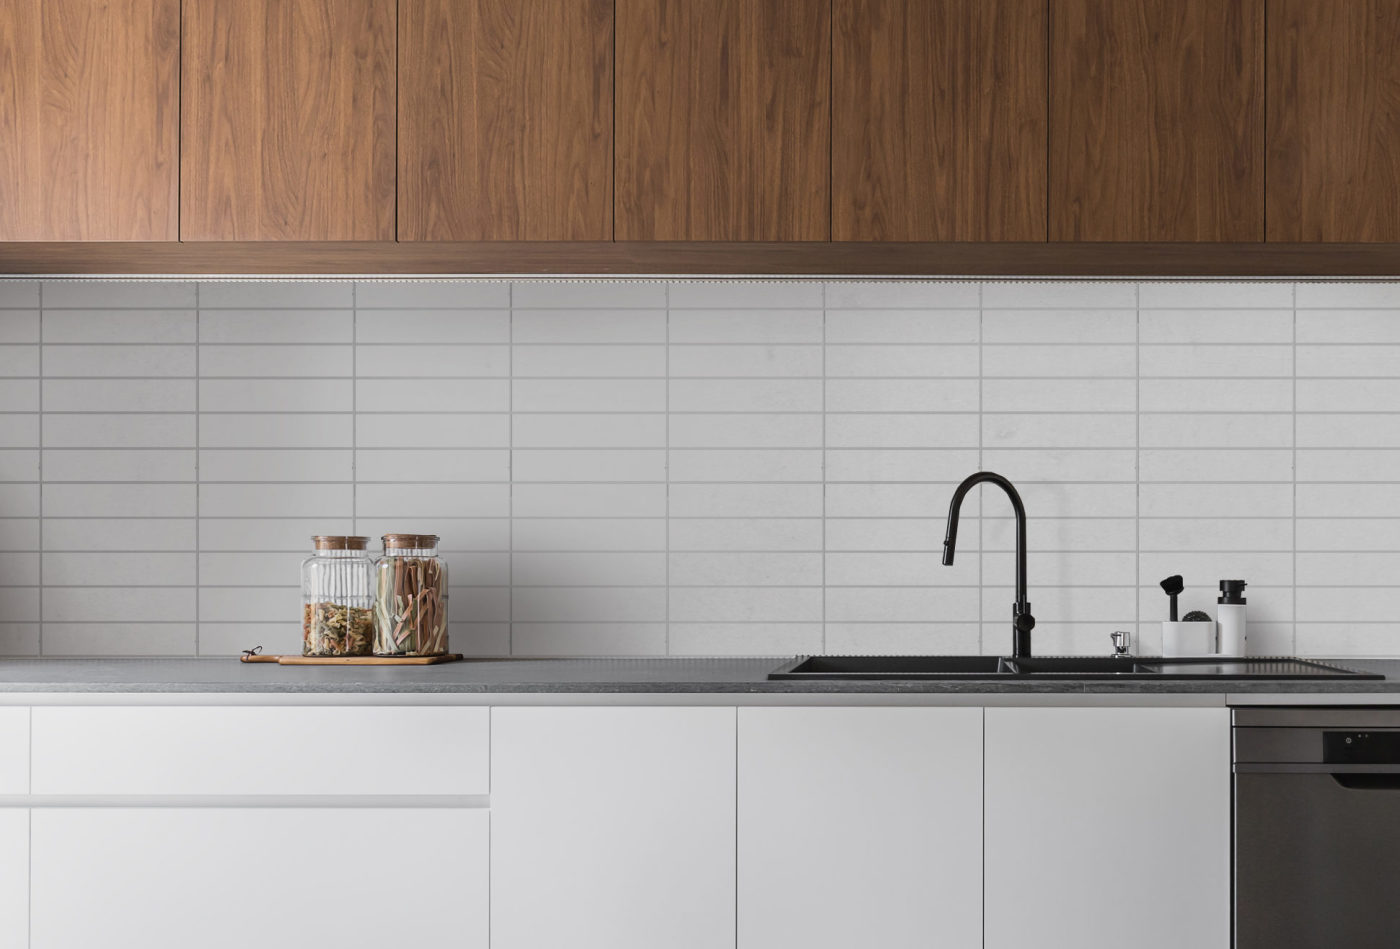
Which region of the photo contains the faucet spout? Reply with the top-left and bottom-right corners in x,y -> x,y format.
943,471 -> 1035,657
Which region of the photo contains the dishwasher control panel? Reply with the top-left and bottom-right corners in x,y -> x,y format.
1324,730 -> 1400,765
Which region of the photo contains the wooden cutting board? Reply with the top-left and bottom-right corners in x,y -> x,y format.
240,651 -> 463,666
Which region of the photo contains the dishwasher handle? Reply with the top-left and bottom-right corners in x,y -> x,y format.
1332,773 -> 1400,790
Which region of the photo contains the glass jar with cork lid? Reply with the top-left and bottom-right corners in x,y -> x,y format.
300,536 -> 375,656
373,534 -> 448,656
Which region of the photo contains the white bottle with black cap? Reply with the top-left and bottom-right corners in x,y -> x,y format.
1217,580 -> 1247,657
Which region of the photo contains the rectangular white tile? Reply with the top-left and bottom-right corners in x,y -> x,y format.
1139,344 -> 1293,378
355,482 -> 509,518
44,586 -> 195,622
514,281 -> 666,308
1139,413 -> 1293,449
355,309 -> 509,344
668,345 -> 820,378
1139,309 -> 1293,344
0,415 -> 38,448
669,552 -> 821,587
200,449 -> 352,482
670,587 -> 822,623
669,623 -> 823,656
824,449 -> 980,483
982,413 -> 1135,449
44,483 -> 196,518
42,623 -> 195,656
512,449 -> 665,482
355,414 -> 509,449
0,311 -> 39,343
827,413 -> 979,448
1137,282 -> 1293,309
1139,449 -> 1293,482
825,281 -> 979,309
44,378 -> 194,412
982,282 -> 1136,309
669,379 -> 822,412
512,483 -> 666,518
669,518 -> 822,552
45,345 -> 194,377
1295,282 -> 1400,308
668,281 -> 822,309
826,309 -> 978,344
671,413 -> 821,449
670,483 -> 823,518
511,518 -> 665,552
201,483 -> 353,518
513,552 -> 667,587
826,587 -> 979,623
983,309 -> 1135,344
1139,378 -> 1292,413
982,345 -> 1135,378
670,309 -> 821,344
1297,379 -> 1400,413
669,449 -> 822,483
512,586 -> 666,622
0,449 -> 39,481
511,623 -> 666,656
1297,483 -> 1400,517
1298,310 -> 1400,344
44,553 -> 197,587
200,414 -> 351,449
0,380 -> 38,412
0,281 -> 40,308
45,310 -> 195,343
45,281 -> 196,308
354,280 -> 510,309
200,345 -> 350,378
198,281 -> 352,308
514,379 -> 665,413
43,414 -> 194,448
514,344 -> 664,377
199,309 -> 352,344
823,622 -> 978,655
0,345 -> 38,377
355,449 -> 508,482
826,344 -> 978,378
983,379 -> 1135,413
826,379 -> 978,412
355,378 -> 508,412
514,413 -> 666,448
514,309 -> 664,344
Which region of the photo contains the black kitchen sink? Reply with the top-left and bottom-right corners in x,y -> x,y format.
768,655 -> 1382,680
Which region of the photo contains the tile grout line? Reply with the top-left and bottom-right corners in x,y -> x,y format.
507,282 -> 514,656
194,281 -> 200,655
37,281 -> 43,657
977,282 -> 983,654
665,282 -> 671,654
351,282 -> 357,538
821,281 -> 827,654
1134,281 -> 1141,648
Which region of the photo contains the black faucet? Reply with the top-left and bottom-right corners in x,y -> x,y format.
942,471 -> 1036,658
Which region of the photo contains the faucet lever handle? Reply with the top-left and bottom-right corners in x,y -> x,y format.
1110,631 -> 1132,657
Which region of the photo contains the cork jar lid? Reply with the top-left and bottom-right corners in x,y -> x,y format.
313,535 -> 370,550
382,533 -> 440,549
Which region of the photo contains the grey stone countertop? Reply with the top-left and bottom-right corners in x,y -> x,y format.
0,656 -> 1397,694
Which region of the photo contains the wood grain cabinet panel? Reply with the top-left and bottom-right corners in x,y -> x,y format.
0,0 -> 178,241
616,0 -> 831,241
1267,0 -> 1400,241
833,0 -> 1047,241
399,0 -> 612,241
180,0 -> 396,241
1050,0 -> 1265,241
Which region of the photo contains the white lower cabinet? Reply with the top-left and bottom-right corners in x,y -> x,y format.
984,707 -> 1231,949
29,808 -> 488,949
738,707 -> 983,949
492,707 -> 737,949
0,810 -> 25,949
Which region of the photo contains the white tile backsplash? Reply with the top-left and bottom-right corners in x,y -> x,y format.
2,278 -> 1400,658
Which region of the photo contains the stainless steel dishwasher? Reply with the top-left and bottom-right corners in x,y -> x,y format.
1235,708 -> 1400,949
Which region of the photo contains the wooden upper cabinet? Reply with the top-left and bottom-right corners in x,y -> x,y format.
1267,1 -> 1400,241
833,0 -> 1047,242
616,0 -> 831,241
1050,0 -> 1265,241
181,0 -> 396,241
399,0 -> 613,241
0,0 -> 178,241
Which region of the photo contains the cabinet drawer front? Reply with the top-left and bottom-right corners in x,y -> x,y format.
31,706 -> 487,796
31,808 -> 487,949
0,708 -> 27,794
